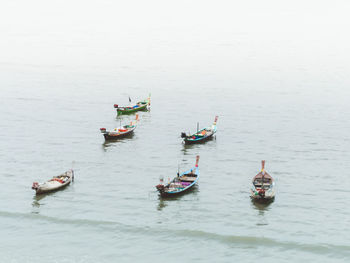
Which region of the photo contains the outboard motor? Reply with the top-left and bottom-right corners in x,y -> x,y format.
156,184 -> 165,191
156,176 -> 165,193
258,189 -> 265,198
32,182 -> 39,190
114,104 -> 119,108
181,132 -> 187,138
100,128 -> 107,133
155,184 -> 165,195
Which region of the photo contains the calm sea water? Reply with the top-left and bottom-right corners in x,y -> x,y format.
1,1 -> 350,262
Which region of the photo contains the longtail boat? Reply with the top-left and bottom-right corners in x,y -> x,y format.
250,160 -> 275,202
114,96 -> 150,115
100,115 -> 139,140
32,169 -> 74,195
156,156 -> 200,197
181,116 -> 218,144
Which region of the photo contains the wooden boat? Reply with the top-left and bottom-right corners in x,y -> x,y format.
114,96 -> 150,115
156,156 -> 200,197
100,115 -> 139,140
250,160 -> 275,201
32,169 -> 74,195
181,116 -> 218,144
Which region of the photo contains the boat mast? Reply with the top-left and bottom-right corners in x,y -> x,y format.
212,116 -> 218,131
261,160 -> 265,188
197,122 -> 199,133
195,155 -> 200,167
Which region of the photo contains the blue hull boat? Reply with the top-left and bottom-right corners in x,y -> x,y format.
156,156 -> 200,197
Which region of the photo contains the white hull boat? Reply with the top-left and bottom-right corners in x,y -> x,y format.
32,169 -> 74,195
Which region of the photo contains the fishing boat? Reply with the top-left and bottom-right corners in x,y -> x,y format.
100,115 -> 139,140
250,160 -> 275,202
181,116 -> 218,144
156,156 -> 200,197
32,169 -> 74,195
114,96 -> 150,115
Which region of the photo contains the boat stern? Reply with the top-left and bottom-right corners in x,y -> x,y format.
250,187 -> 275,200
32,182 -> 40,193
155,184 -> 165,195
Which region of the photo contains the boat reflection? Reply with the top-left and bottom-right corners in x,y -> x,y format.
31,191 -> 54,208
115,114 -> 129,121
157,199 -> 167,211
181,136 -> 216,155
156,186 -> 199,211
251,198 -> 274,220
32,184 -> 74,208
32,194 -> 45,208
181,143 -> 201,155
101,133 -> 135,150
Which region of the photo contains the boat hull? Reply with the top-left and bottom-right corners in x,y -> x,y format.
117,103 -> 148,115
250,190 -> 275,202
103,128 -> 135,140
35,181 -> 71,195
159,184 -> 197,197
184,133 -> 214,144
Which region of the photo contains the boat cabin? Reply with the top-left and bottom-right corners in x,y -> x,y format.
179,173 -> 197,182
164,172 -> 197,192
252,172 -> 273,189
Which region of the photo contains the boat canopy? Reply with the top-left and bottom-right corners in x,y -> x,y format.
252,172 -> 273,182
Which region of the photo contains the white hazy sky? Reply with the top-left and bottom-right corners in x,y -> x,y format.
0,0 -> 349,82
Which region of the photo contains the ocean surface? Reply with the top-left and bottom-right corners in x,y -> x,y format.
1,1 -> 350,262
